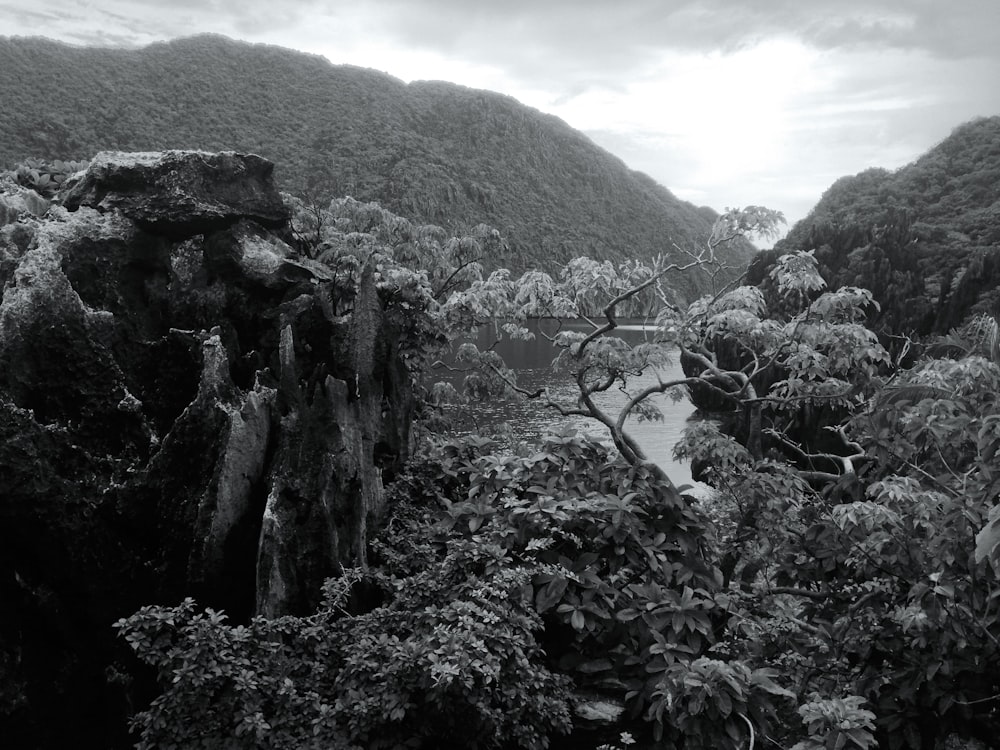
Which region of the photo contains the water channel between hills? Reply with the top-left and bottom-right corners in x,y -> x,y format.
435,318 -> 714,491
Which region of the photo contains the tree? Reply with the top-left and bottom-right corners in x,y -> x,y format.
436,206 -> 788,481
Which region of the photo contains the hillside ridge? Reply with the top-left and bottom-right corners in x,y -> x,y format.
763,115 -> 1000,334
0,33 -> 750,294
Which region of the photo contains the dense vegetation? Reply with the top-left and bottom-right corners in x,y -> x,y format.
106,194 -> 1000,749
4,44 -> 1000,745
759,117 -> 1000,337
0,34 -> 751,293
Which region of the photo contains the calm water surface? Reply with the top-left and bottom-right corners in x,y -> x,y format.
436,319 -> 710,490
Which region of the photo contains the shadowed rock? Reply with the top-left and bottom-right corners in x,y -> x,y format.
0,151 -> 412,747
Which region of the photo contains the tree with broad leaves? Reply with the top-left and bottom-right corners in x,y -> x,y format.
434,206 -> 1000,749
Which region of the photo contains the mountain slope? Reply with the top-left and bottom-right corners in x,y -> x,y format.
0,34 -> 749,294
759,116 -> 1000,334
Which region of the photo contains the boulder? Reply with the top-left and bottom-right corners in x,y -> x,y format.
574,696 -> 626,725
61,150 -> 289,239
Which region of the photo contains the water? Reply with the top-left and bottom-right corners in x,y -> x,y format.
433,318 -> 708,490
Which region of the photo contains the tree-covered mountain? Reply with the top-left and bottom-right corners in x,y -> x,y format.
754,116 -> 1000,335
0,33 -> 749,294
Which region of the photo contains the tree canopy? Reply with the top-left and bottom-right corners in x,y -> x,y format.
769,117 -> 1000,337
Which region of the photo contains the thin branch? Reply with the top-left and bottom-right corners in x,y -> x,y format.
827,425 -> 864,456
433,257 -> 483,300
577,256 -> 708,359
678,342 -> 746,395
739,712 -> 756,750
430,359 -> 471,374
953,691 -> 1000,706
477,359 -> 592,416
582,372 -> 618,397
763,428 -> 864,476
615,376 -> 708,435
763,586 -> 831,600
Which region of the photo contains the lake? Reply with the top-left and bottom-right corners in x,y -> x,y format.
434,318 -> 709,491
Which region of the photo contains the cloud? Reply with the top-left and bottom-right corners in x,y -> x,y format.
9,2 -> 998,85
1,0 -> 330,47
334,0 -> 1000,90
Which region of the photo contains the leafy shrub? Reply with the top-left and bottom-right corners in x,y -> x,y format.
680,314 -> 1000,747
648,658 -> 792,749
790,695 -> 877,750
6,157 -> 88,198
117,431 -> 801,748
389,431 -> 797,743
116,534 -> 573,749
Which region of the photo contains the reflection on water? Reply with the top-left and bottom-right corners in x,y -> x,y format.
434,318 -> 711,490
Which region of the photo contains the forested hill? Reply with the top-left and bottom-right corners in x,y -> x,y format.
0,33 -> 747,288
758,116 -> 1000,335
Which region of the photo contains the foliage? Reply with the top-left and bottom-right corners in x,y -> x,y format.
648,658 -> 792,749
431,206 -> 787,466
3,157 -> 88,198
116,537 -> 573,749
433,227 -> 1000,748
392,431 -> 746,743
116,429 -> 799,748
676,306 -> 1000,749
595,731 -> 636,750
790,695 -> 877,750
110,186 -> 1000,750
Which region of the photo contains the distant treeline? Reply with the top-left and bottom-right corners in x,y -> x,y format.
754,116 -> 1000,335
0,33 -> 752,297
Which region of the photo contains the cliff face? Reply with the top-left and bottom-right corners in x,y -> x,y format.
0,151 -> 413,745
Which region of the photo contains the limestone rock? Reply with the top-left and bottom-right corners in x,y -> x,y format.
0,179 -> 48,285
204,219 -> 333,290
61,150 -> 289,239
0,151 -> 413,746
573,694 -> 627,726
0,178 -> 49,227
940,736 -> 989,750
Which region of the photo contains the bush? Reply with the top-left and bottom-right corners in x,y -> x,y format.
387,432 -> 792,743
118,431 -> 793,748
116,536 -> 573,749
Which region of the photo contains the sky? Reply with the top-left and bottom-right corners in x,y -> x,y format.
4,1 -> 1000,232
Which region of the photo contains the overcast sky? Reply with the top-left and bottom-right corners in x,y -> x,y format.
5,1 -> 1000,231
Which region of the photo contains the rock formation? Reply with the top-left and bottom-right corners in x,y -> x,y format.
0,151 -> 413,746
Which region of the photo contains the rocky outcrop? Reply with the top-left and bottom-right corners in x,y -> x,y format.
0,151 -> 413,746
61,150 -> 289,239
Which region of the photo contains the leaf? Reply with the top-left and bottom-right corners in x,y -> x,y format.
535,576 -> 569,614
576,658 -> 613,674
975,512 -> 1000,566
715,690 -> 733,717
932,584 -> 955,600
750,669 -> 795,699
